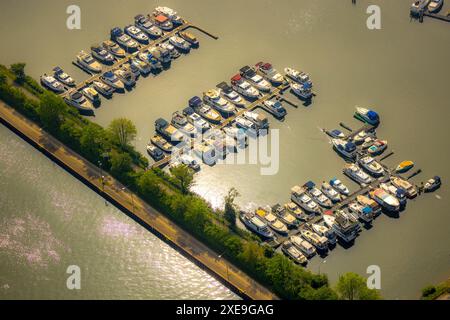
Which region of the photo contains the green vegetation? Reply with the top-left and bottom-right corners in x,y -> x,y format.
421,279 -> 450,300
335,272 -> 381,300
0,63 -> 382,300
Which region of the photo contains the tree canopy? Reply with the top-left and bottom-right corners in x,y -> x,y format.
336,272 -> 381,300
170,164 -> 194,194
108,118 -> 137,149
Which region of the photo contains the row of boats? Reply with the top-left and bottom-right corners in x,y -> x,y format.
411,0 -> 444,15
145,63 -> 315,164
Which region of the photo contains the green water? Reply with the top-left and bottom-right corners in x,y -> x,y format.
0,0 -> 449,299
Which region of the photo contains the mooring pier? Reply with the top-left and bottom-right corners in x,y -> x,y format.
62,20 -> 218,98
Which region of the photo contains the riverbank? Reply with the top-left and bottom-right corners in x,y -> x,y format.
0,100 -> 277,300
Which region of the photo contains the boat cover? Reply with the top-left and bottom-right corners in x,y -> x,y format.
304,181 -> 316,189
188,96 -> 202,108
367,110 -> 379,121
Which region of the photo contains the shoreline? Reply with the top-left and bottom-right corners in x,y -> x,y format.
0,100 -> 278,300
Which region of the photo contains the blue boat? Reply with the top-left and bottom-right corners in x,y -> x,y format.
332,139 -> 357,159
355,107 -> 379,125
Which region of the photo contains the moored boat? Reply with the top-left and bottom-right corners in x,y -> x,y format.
240,66 -> 271,92
64,91 -> 94,115
100,71 -> 125,91
272,204 -> 299,229
332,138 -> 356,159
354,107 -> 379,125
358,156 -> 385,177
284,67 -> 312,85
146,143 -> 164,161
281,241 -> 308,264
428,0 -> 443,13
75,51 -> 102,73
284,202 -> 310,221
311,223 -> 337,245
291,185 -> 321,214
92,80 -> 114,98
329,178 -> 350,196
356,194 -> 381,215
396,160 -> 414,173
369,188 -> 401,212
188,96 -> 223,124
411,0 -> 431,15
391,176 -> 417,198
134,14 -> 163,38
331,210 -> 360,243
40,75 -> 65,94
171,111 -> 196,137
124,25 -> 149,44
304,181 -> 332,208
290,235 -> 316,258
230,74 -> 260,99
169,35 -> 190,52
110,27 -> 139,52
216,82 -> 245,107
256,207 -> 288,235
81,86 -> 100,103
321,182 -> 342,203
328,129 -> 345,139
300,229 -> 328,251
52,67 -> 75,87
380,183 -> 407,207
263,100 -> 287,118
150,135 -> 173,153
179,31 -> 199,47
348,201 -> 374,223
239,211 -> 274,239
90,44 -> 115,64
102,40 -> 126,58
424,176 -> 441,192
255,62 -> 284,85
203,89 -> 235,117
243,111 -> 269,130
367,139 -> 388,156
153,6 -> 184,25
290,81 -> 313,100
343,164 -> 372,185
183,107 -> 211,133
152,14 -> 173,31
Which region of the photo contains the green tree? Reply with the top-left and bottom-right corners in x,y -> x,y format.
10,63 -> 26,84
224,187 -> 240,227
108,118 -> 137,149
80,123 -> 108,162
170,164 -> 194,194
109,151 -> 132,179
336,272 -> 381,300
38,92 -> 66,133
0,72 -> 6,85
137,170 -> 163,200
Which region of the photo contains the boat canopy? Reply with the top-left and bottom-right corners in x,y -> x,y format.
110,27 -> 123,36
53,66 -> 63,74
331,129 -> 343,137
434,176 -> 441,183
183,107 -> 195,116
362,206 -> 373,215
188,96 -> 202,108
71,92 -> 83,99
216,82 -> 231,91
367,110 -> 379,121
345,141 -> 357,152
262,63 -> 272,70
231,74 -> 242,82
155,118 -> 168,128
154,15 -> 169,23
304,181 -> 316,189
303,82 -> 312,90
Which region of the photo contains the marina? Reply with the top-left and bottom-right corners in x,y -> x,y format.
42,9 -> 219,115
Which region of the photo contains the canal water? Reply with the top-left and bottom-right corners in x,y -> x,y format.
1,0 -> 449,299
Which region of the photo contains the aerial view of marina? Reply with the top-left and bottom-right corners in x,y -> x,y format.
0,0 -> 449,305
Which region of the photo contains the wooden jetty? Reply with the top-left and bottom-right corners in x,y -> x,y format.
62,20 -> 218,99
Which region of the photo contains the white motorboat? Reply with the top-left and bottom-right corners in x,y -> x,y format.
230,74 -> 260,99
263,100 -> 287,118
169,35 -> 190,52
284,67 -> 312,84
188,96 -> 223,124
329,178 -> 350,196
290,235 -> 316,258
390,177 -> 418,198
64,91 -> 94,115
40,75 -> 65,94
235,116 -> 257,133
424,176 -> 441,192
124,25 -> 149,44
134,14 -> 163,38
102,40 -> 126,58
171,111 -> 196,137
354,107 -> 379,125
153,6 -> 184,25
332,138 -> 357,159
243,111 -> 269,130
239,211 -> 274,239
90,45 -> 115,64
182,107 -> 211,133
348,201 -> 374,223
240,66 -> 271,92
281,241 -> 308,265
75,51 -> 102,73
110,27 -> 139,52
150,135 -> 173,153
113,68 -> 135,87
290,81 -> 312,99
369,188 -> 400,212
305,182 -> 333,209
81,86 -> 100,103
216,82 -> 245,107
52,67 -> 75,87
92,80 -> 114,97
291,185 -> 321,214
300,229 -> 328,251
256,207 -> 288,235
255,62 -> 285,85
203,89 -> 236,117
358,156 -> 385,177
311,223 -> 337,245
100,71 -> 125,91
321,182 -> 341,203
343,164 -> 372,185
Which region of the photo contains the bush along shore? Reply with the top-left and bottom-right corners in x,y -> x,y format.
0,63 -> 382,300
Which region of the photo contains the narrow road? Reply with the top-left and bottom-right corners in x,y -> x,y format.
0,101 -> 278,300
